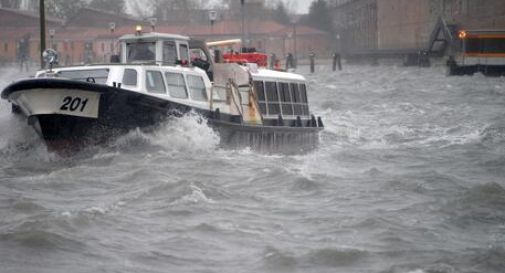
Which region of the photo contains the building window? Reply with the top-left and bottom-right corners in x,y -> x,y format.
165,72 -> 188,99
146,71 -> 166,94
4,43 -> 8,52
122,69 -> 138,86
187,75 -> 207,101
70,41 -> 74,50
101,43 -> 105,52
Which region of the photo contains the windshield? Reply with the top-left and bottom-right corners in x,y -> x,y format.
126,42 -> 155,62
57,69 -> 109,84
465,37 -> 505,54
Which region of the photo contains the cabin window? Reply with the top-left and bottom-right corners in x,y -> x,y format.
265,81 -> 280,115
254,81 -> 266,101
290,83 -> 303,115
254,80 -> 267,114
165,72 -> 188,99
127,42 -> 155,63
299,84 -> 308,103
58,69 -> 109,84
466,38 -> 505,54
211,85 -> 227,102
187,75 -> 207,101
278,82 -> 293,115
122,69 -> 138,86
190,48 -> 208,62
163,41 -> 177,65
146,71 -> 166,94
265,82 -> 278,101
179,44 -> 189,62
290,83 -> 300,103
481,38 -> 505,53
299,84 -> 309,115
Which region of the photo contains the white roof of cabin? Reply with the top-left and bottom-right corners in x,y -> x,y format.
251,68 -> 306,82
120,32 -> 190,42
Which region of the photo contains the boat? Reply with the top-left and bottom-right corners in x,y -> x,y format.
1,28 -> 323,154
447,29 -> 505,76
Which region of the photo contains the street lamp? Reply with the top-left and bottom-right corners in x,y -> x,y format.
209,10 -> 217,36
149,17 -> 158,31
241,0 -> 245,52
39,0 -> 46,68
290,17 -> 297,68
109,22 -> 116,56
109,22 -> 116,33
49,28 -> 55,49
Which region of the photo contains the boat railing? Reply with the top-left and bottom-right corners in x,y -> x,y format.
227,80 -> 245,120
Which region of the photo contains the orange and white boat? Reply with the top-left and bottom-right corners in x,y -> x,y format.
447,29 -> 505,76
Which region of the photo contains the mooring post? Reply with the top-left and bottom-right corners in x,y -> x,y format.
337,53 -> 342,70
309,52 -> 315,73
332,53 -> 342,71
270,53 -> 276,69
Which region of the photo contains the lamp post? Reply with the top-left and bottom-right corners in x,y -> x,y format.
209,10 -> 217,36
241,0 -> 245,52
109,22 -> 116,57
290,17 -> 297,68
49,28 -> 55,49
149,17 -> 158,31
39,0 -> 46,68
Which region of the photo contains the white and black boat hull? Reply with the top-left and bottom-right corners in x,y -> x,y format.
2,78 -> 322,153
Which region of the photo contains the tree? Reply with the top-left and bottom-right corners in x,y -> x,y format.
0,0 -> 20,8
89,0 -> 126,15
148,0 -> 199,22
305,0 -> 334,34
272,2 -> 291,25
45,0 -> 87,19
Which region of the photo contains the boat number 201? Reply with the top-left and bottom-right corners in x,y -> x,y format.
60,96 -> 89,112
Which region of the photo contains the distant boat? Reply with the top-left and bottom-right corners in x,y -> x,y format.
447,29 -> 505,76
1,28 -> 323,154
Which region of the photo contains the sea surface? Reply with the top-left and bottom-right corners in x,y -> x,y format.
1,64 -> 505,273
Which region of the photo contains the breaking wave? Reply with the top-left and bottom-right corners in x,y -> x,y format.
109,113 -> 220,156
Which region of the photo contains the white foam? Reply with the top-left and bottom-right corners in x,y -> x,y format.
151,113 -> 220,153
171,184 -> 215,205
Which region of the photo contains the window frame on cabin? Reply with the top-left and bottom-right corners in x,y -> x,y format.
145,70 -> 166,94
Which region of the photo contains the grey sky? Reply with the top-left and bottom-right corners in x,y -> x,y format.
285,0 -> 313,14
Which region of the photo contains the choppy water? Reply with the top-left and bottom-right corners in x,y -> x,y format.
1,64 -> 505,273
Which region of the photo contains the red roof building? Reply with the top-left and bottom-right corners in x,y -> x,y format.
0,8 -> 331,66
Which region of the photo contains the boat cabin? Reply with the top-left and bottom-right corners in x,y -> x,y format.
119,32 -> 191,65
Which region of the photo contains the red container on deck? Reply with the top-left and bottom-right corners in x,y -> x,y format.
223,52 -> 268,67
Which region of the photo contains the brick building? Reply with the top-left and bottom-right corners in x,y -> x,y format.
0,7 -> 330,66
0,8 -> 62,63
334,0 -> 505,58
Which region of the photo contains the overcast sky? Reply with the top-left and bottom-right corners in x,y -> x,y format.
288,0 -> 312,14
